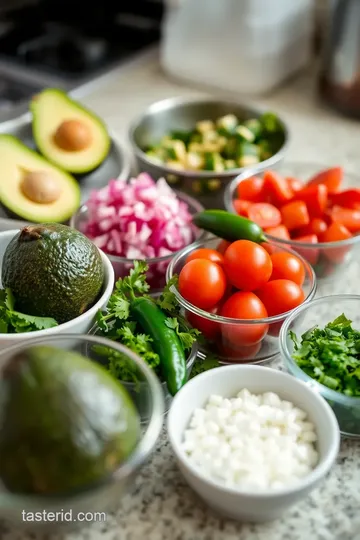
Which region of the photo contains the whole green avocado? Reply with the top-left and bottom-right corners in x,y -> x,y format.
1,223 -> 104,323
0,345 -> 141,495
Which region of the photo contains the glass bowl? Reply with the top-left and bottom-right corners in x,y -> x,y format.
0,334 -> 164,531
279,294 -> 360,439
224,162 -> 360,283
89,322 -> 198,416
70,190 -> 206,294
166,238 -> 316,364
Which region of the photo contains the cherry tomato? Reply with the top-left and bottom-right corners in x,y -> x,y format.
224,240 -> 273,291
329,189 -> 360,209
298,218 -> 328,239
322,222 -> 352,263
186,248 -> 224,266
265,225 -> 291,241
179,259 -> 226,310
281,200 -> 310,231
270,252 -> 305,286
307,166 -> 343,194
247,202 -> 281,229
331,206 -> 360,233
255,279 -> 305,316
220,292 -> 269,346
293,184 -> 328,217
186,304 -> 221,340
291,234 -> 319,266
287,176 -> 303,192
263,170 -> 293,205
218,341 -> 261,362
237,176 -> 264,202
217,239 -> 231,254
234,199 -> 252,217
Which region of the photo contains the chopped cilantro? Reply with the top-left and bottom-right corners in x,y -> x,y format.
290,313 -> 360,397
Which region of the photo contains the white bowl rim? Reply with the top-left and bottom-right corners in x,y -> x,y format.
167,364 -> 340,498
0,230 -> 115,340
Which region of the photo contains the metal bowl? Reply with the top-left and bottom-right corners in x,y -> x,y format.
128,97 -> 289,208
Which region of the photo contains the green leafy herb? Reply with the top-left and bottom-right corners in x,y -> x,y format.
190,355 -> 221,378
0,288 -> 58,334
165,317 -> 200,351
290,313 -> 360,397
94,262 -> 205,383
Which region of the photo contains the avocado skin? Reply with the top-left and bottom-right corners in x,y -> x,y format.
0,345 -> 140,495
2,223 -> 105,324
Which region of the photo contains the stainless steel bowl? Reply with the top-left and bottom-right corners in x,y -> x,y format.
128,97 -> 289,208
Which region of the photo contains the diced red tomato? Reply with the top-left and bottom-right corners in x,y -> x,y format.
237,176 -> 264,202
281,200 -> 310,231
322,222 -> 352,263
287,177 -> 303,192
297,218 -> 328,240
233,198 -> 252,217
263,170 -> 293,205
293,184 -> 328,218
247,202 -> 281,229
265,225 -> 291,241
307,166 -> 343,194
331,206 -> 360,233
291,234 -> 319,266
329,189 -> 360,209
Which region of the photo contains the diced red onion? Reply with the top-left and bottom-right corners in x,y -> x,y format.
83,175 -> 196,260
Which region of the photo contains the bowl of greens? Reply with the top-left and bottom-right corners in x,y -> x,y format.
88,261 -> 216,418
129,97 -> 288,209
279,294 -> 360,438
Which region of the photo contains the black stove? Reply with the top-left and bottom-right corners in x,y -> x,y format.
0,0 -> 163,117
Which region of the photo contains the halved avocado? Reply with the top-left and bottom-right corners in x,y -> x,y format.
31,88 -> 111,174
0,135 -> 81,223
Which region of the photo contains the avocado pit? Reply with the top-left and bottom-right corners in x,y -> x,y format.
54,119 -> 92,152
21,170 -> 62,204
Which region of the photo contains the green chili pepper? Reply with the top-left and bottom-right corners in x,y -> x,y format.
193,209 -> 267,243
131,297 -> 187,396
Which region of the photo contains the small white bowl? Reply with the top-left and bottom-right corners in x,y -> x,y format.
167,365 -> 340,523
0,230 -> 114,348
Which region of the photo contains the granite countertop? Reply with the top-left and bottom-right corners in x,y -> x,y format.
2,52 -> 360,540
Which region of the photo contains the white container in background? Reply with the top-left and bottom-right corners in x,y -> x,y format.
161,0 -> 315,95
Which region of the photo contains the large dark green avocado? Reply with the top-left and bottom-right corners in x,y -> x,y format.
2,223 -> 104,323
0,345 -> 140,495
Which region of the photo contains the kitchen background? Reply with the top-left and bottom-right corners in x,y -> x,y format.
0,0 -> 357,122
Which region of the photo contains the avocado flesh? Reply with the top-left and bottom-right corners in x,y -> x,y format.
31,88 -> 111,174
0,135 -> 80,223
0,345 -> 141,495
2,223 -> 104,324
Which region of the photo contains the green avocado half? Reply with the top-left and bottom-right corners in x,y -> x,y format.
0,345 -> 141,495
0,134 -> 80,223
31,88 -> 111,174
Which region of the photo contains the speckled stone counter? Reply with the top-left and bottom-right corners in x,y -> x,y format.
2,51 -> 360,540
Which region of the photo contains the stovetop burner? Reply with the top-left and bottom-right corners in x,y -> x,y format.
0,1 -> 163,81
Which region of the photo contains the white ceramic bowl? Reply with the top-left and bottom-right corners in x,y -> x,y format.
167,365 -> 340,523
0,230 -> 114,348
